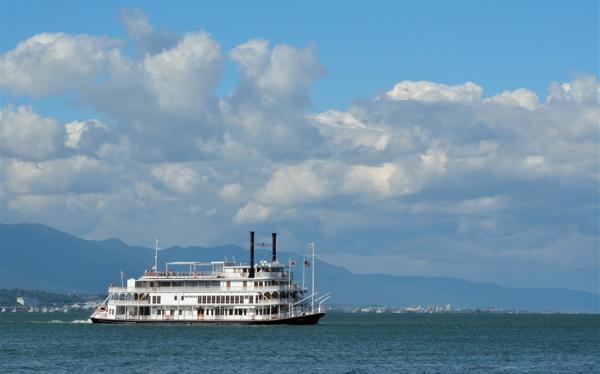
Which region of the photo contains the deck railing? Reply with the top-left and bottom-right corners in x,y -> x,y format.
141,271 -> 289,279
108,285 -> 305,293
107,299 -> 299,307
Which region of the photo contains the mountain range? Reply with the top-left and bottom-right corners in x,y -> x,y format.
0,223 -> 597,311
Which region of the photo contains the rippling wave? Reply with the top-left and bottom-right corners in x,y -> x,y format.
1,312 -> 599,373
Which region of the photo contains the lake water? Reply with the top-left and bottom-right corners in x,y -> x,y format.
1,312 -> 598,373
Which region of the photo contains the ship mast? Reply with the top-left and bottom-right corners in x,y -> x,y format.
154,235 -> 159,272
307,242 -> 316,313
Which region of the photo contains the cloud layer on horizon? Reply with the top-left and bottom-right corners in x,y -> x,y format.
1,10 -> 598,293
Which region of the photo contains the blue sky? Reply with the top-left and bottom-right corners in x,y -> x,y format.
0,1 -> 598,293
2,1 -> 598,114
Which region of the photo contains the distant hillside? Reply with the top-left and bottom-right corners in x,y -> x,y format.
0,288 -> 100,307
1,223 -> 598,312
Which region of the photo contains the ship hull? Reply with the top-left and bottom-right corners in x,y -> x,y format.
91,312 -> 325,325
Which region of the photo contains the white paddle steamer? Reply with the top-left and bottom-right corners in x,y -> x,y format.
91,232 -> 327,324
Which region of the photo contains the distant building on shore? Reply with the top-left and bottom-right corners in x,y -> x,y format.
16,297 -> 39,307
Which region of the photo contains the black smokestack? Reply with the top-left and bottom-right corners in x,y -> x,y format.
249,231 -> 255,278
272,232 -> 277,263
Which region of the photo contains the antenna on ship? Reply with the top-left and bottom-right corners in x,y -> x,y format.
154,235 -> 160,272
307,242 -> 316,313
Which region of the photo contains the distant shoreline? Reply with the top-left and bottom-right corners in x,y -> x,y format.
1,288 -> 597,315
326,304 -> 600,315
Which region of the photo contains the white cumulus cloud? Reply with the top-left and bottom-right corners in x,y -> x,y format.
220,183 -> 243,200
151,163 -> 204,195
0,105 -> 64,161
484,88 -> 539,110
0,32 -> 120,95
64,119 -> 113,155
144,31 -> 222,114
234,201 -> 272,223
0,10 -> 597,292
384,80 -> 483,102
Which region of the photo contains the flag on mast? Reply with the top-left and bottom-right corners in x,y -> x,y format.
306,242 -> 314,252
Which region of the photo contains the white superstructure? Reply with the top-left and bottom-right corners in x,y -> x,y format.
91,232 -> 328,324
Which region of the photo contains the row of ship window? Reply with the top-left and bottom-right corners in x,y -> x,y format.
194,295 -> 254,304
139,280 -> 286,288
151,309 -> 250,316
106,308 -> 276,317
205,309 -> 248,316
149,295 -> 281,304
164,295 -> 257,304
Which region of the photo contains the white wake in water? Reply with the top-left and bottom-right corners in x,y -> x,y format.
33,319 -> 92,324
